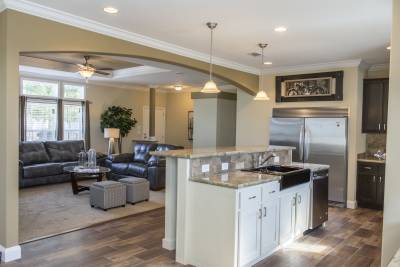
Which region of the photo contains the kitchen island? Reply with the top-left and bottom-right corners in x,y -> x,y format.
151,146 -> 328,267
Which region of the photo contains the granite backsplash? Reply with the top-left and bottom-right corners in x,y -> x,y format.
366,134 -> 386,154
190,150 -> 292,177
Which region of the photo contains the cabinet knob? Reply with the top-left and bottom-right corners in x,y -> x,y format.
297,195 -> 302,204
259,208 -> 262,219
379,176 -> 382,183
264,207 -> 267,217
379,123 -> 381,131
373,176 -> 376,183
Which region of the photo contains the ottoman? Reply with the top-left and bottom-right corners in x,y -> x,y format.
119,177 -> 150,204
90,181 -> 126,211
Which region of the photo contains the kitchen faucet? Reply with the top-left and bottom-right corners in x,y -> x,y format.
259,153 -> 277,167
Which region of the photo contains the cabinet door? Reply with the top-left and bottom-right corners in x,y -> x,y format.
238,208 -> 261,266
295,186 -> 310,237
362,80 -> 385,133
279,191 -> 295,244
382,79 -> 389,133
357,174 -> 377,207
376,166 -> 386,209
261,199 -> 279,255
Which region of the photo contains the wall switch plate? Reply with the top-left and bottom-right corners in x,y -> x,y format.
274,156 -> 280,163
221,162 -> 229,171
201,164 -> 210,173
235,162 -> 245,170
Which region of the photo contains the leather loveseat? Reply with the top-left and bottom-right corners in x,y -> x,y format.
19,140 -> 107,188
105,142 -> 183,190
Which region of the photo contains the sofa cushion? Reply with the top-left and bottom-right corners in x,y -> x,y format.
133,143 -> 157,163
111,163 -> 129,175
127,163 -> 147,178
60,161 -> 79,168
23,163 -> 62,179
45,140 -> 84,162
19,142 -> 50,166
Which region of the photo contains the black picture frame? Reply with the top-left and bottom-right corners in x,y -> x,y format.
188,111 -> 193,141
275,71 -> 344,102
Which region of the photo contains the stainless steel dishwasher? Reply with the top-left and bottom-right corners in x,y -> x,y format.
309,168 -> 329,229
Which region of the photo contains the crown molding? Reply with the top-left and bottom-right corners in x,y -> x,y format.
4,0 -> 259,74
262,59 -> 363,75
368,63 -> 390,72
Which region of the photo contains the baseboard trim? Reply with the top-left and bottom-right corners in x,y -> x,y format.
162,238 -> 176,250
0,244 -> 22,263
347,200 -> 358,209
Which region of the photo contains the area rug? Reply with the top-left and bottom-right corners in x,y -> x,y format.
19,180 -> 165,243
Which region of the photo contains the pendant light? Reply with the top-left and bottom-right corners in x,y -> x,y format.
201,22 -> 220,93
254,43 -> 270,101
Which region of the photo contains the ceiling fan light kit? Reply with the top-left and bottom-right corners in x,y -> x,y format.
201,22 -> 220,94
254,43 -> 270,101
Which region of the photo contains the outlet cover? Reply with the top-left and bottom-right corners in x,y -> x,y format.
235,162 -> 245,170
274,156 -> 280,163
222,162 -> 229,171
201,164 -> 210,173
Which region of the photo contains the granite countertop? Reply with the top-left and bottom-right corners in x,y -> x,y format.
150,145 -> 296,159
357,153 -> 386,164
189,171 -> 281,189
288,162 -> 330,172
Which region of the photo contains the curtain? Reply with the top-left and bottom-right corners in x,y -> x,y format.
19,96 -> 27,141
84,100 -> 91,150
57,99 -> 63,140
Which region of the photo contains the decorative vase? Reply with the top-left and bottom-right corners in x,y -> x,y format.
78,151 -> 87,167
87,149 -> 97,168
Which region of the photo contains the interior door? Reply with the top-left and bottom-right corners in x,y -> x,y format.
142,106 -> 166,142
269,118 -> 305,162
261,199 -> 279,255
305,118 -> 347,203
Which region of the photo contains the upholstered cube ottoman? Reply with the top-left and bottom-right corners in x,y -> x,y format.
119,177 -> 150,204
90,181 -> 126,211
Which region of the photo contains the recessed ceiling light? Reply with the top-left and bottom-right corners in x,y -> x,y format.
174,85 -> 183,91
264,61 -> 272,65
104,7 -> 119,14
274,26 -> 287,32
387,46 -> 391,50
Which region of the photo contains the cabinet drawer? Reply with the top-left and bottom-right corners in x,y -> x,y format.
358,162 -> 379,175
240,186 -> 261,211
261,181 -> 280,202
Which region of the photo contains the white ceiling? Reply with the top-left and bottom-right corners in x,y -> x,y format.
4,0 -> 392,72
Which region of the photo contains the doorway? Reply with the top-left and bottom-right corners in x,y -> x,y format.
142,106 -> 166,143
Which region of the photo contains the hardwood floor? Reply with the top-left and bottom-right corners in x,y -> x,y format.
4,207 -> 382,267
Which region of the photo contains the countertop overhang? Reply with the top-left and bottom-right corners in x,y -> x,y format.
150,145 -> 296,159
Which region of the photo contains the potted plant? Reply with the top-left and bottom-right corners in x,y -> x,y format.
100,106 -> 137,153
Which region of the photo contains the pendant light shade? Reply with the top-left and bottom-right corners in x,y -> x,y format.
202,22 -> 220,94
254,43 -> 270,101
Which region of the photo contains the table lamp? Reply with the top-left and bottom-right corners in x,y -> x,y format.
104,128 -> 120,155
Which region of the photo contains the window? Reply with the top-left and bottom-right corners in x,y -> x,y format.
25,100 -> 58,141
22,79 -> 59,98
21,78 -> 86,142
64,102 -> 84,140
63,84 -> 85,100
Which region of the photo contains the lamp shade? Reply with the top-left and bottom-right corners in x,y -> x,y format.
201,80 -> 220,93
104,128 -> 120,138
254,90 -> 270,101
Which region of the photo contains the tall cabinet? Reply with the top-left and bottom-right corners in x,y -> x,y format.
362,78 -> 389,133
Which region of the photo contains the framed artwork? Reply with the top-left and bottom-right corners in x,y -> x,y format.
188,111 -> 193,141
275,71 -> 344,102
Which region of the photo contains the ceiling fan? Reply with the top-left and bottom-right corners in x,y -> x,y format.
77,56 -> 113,80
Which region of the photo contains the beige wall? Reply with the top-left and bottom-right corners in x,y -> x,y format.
165,92 -> 193,148
367,68 -> 390,79
0,9 -> 258,249
86,85 -> 167,154
382,0 -> 400,265
236,66 -> 366,204
193,98 -> 219,148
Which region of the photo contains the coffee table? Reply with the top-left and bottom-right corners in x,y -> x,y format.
64,166 -> 111,195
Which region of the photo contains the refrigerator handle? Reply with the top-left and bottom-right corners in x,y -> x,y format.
299,125 -> 304,161
304,127 -> 311,161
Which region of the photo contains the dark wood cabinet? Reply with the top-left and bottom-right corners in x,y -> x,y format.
362,79 -> 389,133
357,162 -> 385,210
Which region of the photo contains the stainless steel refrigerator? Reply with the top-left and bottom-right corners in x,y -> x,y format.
269,108 -> 348,204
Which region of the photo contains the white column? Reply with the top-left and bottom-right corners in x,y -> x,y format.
162,157 -> 178,250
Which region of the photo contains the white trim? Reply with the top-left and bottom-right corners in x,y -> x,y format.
0,244 -> 22,263
368,63 -> 390,73
262,59 -> 363,75
4,0 -> 259,74
346,200 -> 357,209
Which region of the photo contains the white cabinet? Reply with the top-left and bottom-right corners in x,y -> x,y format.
261,198 -> 279,255
279,184 -> 310,244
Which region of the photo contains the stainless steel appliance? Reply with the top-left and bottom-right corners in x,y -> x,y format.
270,108 -> 348,204
310,169 -> 329,229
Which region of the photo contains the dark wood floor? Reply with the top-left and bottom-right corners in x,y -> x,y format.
4,207 -> 382,267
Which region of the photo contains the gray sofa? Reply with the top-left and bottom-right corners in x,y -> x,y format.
19,140 -> 106,188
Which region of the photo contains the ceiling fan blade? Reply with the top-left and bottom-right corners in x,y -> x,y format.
94,70 -> 112,76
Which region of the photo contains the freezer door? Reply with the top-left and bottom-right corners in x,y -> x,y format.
304,118 -> 347,203
269,118 -> 305,162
